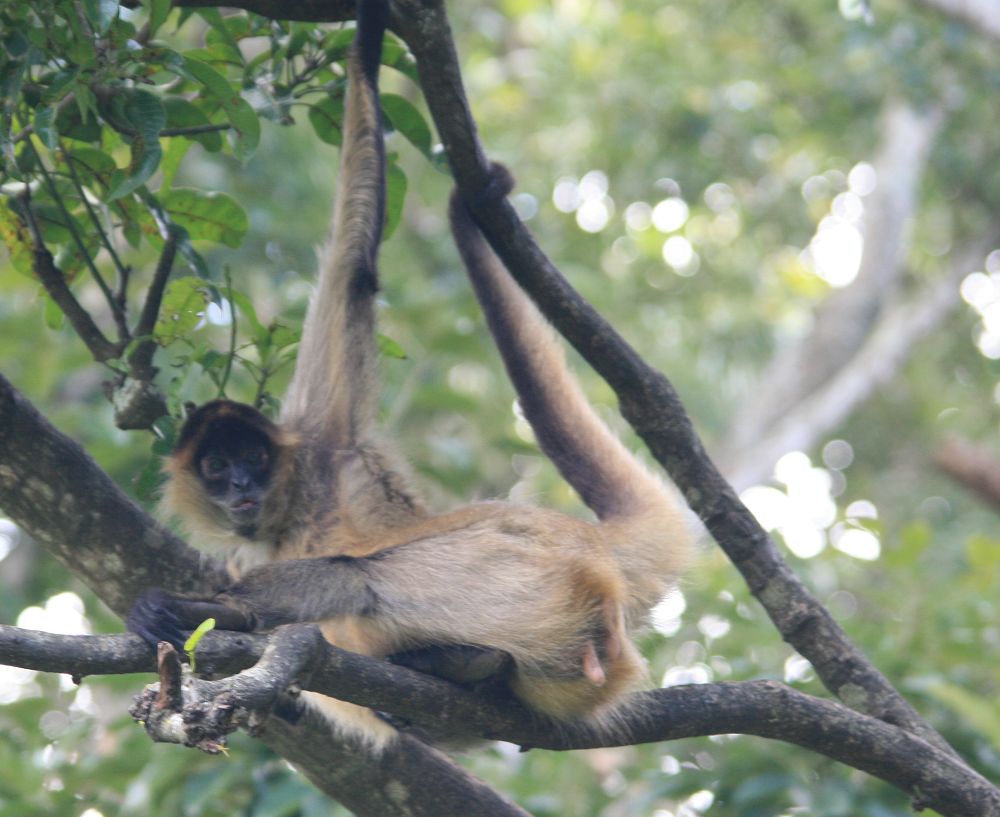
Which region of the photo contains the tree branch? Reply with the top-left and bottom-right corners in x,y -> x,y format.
392,0 -> 957,758
0,373 -> 218,615
935,436 -> 1000,511
1,623 -> 997,817
25,237 -> 121,363
171,0 -> 354,22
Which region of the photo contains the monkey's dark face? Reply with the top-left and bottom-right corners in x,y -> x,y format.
194,424 -> 274,537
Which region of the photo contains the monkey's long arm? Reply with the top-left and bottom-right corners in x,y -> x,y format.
449,175 -> 668,521
280,3 -> 387,445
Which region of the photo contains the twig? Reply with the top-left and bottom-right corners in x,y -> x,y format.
63,146 -> 131,301
26,140 -> 130,341
128,224 -> 180,379
218,266 -> 237,396
160,123 -> 232,137
20,199 -> 121,362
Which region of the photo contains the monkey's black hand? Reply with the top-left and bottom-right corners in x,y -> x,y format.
126,588 -> 254,650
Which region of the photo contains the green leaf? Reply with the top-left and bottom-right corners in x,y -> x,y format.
285,23 -> 311,61
377,333 -> 407,360
384,160 -> 407,240
57,91 -> 101,143
227,289 -> 264,337
34,105 -> 58,150
0,198 -> 35,276
926,681 -> 1000,747
197,9 -> 244,64
146,0 -> 172,38
82,0 -> 121,34
2,30 -> 31,59
158,136 -> 191,194
381,35 -> 419,83
321,28 -> 356,63
269,323 -> 300,350
43,295 -> 65,330
107,89 -> 166,200
307,94 -> 343,146
381,93 -> 433,157
163,97 -> 224,151
67,147 -> 116,191
134,454 -> 165,501
162,188 -> 248,248
154,276 -> 208,345
178,56 -> 260,161
40,68 -> 78,104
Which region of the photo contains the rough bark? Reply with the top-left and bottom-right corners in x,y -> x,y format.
2,623 -> 999,817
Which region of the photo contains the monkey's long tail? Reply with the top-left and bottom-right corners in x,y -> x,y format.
448,173 -> 674,523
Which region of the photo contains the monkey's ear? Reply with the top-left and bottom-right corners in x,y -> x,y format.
183,401 -> 198,419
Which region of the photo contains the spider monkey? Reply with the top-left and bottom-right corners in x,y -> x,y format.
127,0 -> 692,749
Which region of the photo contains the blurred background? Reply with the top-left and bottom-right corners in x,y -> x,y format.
1,0 -> 999,814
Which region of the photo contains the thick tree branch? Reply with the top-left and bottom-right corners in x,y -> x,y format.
0,373 -> 219,615
171,0 -> 354,22
2,623 -> 997,817
392,0 -> 956,758
936,436 -> 1000,511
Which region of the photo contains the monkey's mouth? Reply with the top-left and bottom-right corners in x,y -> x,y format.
231,499 -> 260,515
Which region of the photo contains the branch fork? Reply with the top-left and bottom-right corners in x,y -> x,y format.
130,625 -> 322,753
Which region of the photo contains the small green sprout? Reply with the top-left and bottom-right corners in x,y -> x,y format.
183,617 -> 216,672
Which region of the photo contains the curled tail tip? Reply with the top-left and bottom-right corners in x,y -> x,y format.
449,162 -> 517,223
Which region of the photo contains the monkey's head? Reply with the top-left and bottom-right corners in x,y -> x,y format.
162,400 -> 295,544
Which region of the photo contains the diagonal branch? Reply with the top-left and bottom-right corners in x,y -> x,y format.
128,223 -> 180,381
21,204 -> 121,363
172,0 -> 354,21
391,0 -> 958,759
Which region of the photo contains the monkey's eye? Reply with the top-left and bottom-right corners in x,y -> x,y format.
244,448 -> 269,469
200,455 -> 228,480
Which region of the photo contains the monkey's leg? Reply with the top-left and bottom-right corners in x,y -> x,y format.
389,644 -> 513,685
126,555 -> 375,648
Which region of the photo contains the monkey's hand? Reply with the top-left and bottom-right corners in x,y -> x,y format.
126,588 -> 254,650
